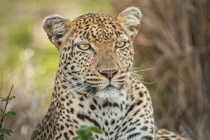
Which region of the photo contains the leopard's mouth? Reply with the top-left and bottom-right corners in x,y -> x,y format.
85,83 -> 116,93
103,85 -> 116,91
84,76 -> 125,96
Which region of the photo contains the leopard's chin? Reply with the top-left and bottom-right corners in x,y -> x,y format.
95,85 -> 121,98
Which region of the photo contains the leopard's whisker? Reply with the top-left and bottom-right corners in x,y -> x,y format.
76,84 -> 89,93
130,67 -> 154,72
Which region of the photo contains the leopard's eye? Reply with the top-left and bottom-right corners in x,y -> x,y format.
77,44 -> 91,50
115,41 -> 126,48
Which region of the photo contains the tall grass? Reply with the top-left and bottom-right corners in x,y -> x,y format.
112,0 -> 210,139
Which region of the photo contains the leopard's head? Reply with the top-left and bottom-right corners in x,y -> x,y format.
43,7 -> 142,98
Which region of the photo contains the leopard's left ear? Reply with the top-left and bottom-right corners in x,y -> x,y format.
117,7 -> 142,39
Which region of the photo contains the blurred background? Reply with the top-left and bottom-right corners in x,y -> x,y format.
0,0 -> 209,139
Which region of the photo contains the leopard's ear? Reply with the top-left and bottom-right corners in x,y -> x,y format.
43,15 -> 72,51
117,7 -> 142,40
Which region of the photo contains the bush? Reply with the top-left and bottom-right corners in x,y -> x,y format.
0,85 -> 16,140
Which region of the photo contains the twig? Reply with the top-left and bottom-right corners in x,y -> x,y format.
178,131 -> 186,140
0,85 -> 14,129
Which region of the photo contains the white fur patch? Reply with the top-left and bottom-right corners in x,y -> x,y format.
95,86 -> 127,103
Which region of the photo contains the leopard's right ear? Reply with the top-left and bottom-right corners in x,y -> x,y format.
43,15 -> 72,51
117,7 -> 142,40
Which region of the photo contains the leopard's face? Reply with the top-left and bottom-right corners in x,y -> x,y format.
60,14 -> 134,96
43,8 -> 141,98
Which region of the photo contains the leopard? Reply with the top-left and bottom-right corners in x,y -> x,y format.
31,7 -> 187,140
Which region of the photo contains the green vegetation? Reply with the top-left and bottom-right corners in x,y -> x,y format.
0,86 -> 16,140
79,0 -> 114,16
73,125 -> 103,140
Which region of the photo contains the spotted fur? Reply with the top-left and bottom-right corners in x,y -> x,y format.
31,7 -> 186,140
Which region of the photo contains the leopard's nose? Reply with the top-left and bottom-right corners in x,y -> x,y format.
98,69 -> 118,79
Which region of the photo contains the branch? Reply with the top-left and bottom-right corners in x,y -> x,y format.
0,85 -> 14,128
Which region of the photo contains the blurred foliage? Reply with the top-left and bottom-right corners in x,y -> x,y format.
79,0 -> 114,16
0,0 -> 116,139
112,0 -> 210,139
9,19 -> 34,47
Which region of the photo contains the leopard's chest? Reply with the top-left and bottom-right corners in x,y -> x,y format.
57,89 -> 128,139
54,78 -> 155,140
74,99 -> 127,140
